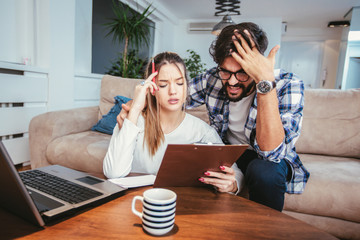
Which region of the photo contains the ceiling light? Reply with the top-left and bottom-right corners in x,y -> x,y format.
211,15 -> 235,35
211,0 -> 241,36
327,21 -> 351,28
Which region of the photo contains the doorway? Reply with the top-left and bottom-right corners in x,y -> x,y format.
279,42 -> 323,89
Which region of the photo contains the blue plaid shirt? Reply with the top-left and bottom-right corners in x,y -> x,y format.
187,67 -> 309,194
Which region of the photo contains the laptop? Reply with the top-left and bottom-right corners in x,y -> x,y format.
0,141 -> 126,226
154,143 -> 248,187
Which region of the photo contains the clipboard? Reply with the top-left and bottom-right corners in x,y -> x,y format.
154,144 -> 248,187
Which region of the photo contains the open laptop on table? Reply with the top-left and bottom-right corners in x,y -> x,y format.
0,141 -> 126,226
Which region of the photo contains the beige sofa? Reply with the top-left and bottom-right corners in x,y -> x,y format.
29,75 -> 360,239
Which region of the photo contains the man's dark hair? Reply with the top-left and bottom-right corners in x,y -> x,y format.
210,22 -> 268,65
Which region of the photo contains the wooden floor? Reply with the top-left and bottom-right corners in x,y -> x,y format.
15,164 -> 31,172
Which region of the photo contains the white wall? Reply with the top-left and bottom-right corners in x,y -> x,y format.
47,0 -> 76,111
75,0 -> 93,74
336,27 -> 350,89
35,0 -> 50,68
279,41 -> 324,89
172,21 -> 217,68
151,18 -> 177,55
321,40 -> 341,89
0,0 -> 34,64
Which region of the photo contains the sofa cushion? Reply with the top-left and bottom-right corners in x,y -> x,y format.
284,211 -> 360,240
186,105 -> 210,124
99,75 -> 142,121
284,153 -> 360,223
92,95 -> 131,134
296,89 -> 360,158
46,131 -> 111,174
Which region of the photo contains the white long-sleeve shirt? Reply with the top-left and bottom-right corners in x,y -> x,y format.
103,113 -> 243,192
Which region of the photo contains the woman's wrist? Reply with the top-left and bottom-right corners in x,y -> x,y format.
127,108 -> 141,125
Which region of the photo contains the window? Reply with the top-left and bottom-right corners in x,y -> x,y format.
92,0 -> 155,75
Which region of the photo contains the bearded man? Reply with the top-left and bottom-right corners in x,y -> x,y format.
187,22 -> 309,211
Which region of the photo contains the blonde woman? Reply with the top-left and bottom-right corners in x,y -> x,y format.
103,52 -> 243,194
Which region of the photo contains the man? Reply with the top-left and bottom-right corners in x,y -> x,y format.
187,22 -> 309,211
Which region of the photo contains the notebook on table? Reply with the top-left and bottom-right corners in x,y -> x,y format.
0,141 -> 126,226
154,143 -> 248,187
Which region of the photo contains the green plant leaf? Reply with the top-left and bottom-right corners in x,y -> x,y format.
105,50 -> 147,79
184,49 -> 207,79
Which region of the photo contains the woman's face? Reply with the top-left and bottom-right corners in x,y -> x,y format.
155,63 -> 186,113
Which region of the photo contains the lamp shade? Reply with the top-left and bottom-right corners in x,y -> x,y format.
211,15 -> 235,35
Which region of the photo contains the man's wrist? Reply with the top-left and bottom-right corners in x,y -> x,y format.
254,71 -> 275,83
256,80 -> 276,94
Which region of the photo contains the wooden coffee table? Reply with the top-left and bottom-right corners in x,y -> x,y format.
1,186 -> 337,239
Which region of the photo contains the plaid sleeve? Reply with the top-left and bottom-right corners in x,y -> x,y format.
187,69 -> 214,109
255,72 -> 304,163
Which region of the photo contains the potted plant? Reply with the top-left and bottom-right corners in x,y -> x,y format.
184,49 -> 207,79
104,1 -> 154,77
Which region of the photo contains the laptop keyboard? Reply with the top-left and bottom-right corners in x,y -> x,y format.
19,170 -> 103,204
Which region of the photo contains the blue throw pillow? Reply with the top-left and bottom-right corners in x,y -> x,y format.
91,95 -> 131,135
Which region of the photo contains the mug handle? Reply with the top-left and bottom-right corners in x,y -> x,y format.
131,196 -> 143,218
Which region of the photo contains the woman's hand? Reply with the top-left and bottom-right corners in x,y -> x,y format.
131,72 -> 158,112
127,72 -> 158,124
199,166 -> 238,193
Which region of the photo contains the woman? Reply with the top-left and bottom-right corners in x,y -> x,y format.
103,52 -> 243,194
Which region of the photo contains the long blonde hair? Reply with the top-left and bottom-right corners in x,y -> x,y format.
142,52 -> 189,156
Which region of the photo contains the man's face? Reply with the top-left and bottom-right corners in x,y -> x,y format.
219,57 -> 255,102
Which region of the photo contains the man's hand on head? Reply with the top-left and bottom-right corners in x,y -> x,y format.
231,29 -> 279,83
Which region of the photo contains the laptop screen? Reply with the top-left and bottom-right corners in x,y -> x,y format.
0,141 -> 45,226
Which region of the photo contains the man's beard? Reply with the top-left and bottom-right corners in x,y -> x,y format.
223,81 -> 256,102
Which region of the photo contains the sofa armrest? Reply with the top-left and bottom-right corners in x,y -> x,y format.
29,106 -> 99,169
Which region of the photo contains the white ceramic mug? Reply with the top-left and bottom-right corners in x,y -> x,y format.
132,188 -> 177,236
